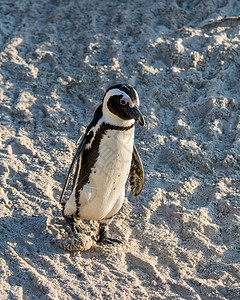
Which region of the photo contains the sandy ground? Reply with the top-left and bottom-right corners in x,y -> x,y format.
0,0 -> 240,299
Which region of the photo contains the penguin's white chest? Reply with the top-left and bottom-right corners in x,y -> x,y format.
78,127 -> 134,220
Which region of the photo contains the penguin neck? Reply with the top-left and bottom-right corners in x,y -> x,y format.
102,102 -> 135,128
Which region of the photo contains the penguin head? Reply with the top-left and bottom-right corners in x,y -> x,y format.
102,84 -> 145,127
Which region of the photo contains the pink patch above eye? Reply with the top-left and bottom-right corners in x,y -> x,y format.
121,97 -> 134,108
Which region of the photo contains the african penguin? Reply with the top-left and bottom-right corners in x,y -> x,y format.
60,84 -> 144,245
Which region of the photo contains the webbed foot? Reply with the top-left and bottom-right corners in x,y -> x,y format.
96,223 -> 121,245
96,237 -> 122,245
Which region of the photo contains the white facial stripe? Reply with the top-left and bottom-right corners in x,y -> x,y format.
105,89 -> 129,102
133,87 -> 140,106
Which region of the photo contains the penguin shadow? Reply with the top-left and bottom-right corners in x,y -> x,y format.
0,212 -> 85,299
0,211 -> 123,260
0,213 -> 60,257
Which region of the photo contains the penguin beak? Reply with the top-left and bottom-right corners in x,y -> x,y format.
131,106 -> 145,126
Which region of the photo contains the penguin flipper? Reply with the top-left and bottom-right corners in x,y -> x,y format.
59,104 -> 104,205
59,135 -> 86,204
128,145 -> 144,196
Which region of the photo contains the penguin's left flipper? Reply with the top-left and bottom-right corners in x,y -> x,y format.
128,145 -> 144,196
59,105 -> 103,205
59,134 -> 87,205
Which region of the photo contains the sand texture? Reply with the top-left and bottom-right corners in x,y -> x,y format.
0,0 -> 240,299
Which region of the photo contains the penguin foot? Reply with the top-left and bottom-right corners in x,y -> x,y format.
64,215 -> 81,238
96,237 -> 122,245
96,223 -> 122,245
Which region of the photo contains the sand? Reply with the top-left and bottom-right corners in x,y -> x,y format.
0,0 -> 240,299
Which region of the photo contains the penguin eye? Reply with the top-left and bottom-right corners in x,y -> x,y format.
120,99 -> 127,105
